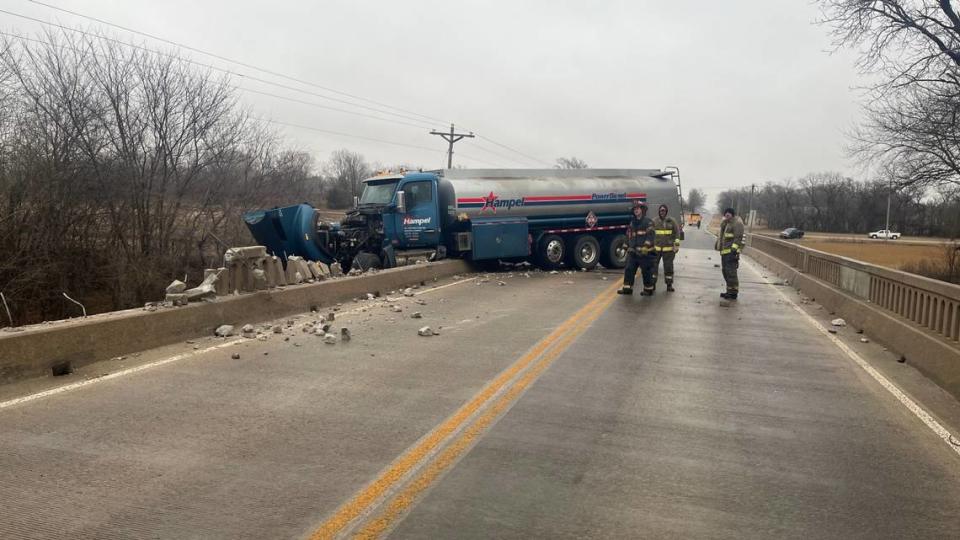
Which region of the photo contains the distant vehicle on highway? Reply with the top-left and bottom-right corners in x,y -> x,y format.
687,212 -> 702,228
780,227 -> 804,239
869,229 -> 900,239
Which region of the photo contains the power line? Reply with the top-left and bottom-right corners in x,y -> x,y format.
476,134 -> 553,167
0,8 -> 537,169
21,1 -> 555,169
24,0 -> 451,126
0,29 -> 504,167
269,120 -> 503,167
0,8 -> 440,128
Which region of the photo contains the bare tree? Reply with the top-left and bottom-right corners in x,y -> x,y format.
819,0 -> 960,188
686,188 -> 706,213
554,156 -> 588,169
324,149 -> 370,208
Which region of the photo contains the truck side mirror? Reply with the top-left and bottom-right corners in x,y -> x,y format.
396,190 -> 406,213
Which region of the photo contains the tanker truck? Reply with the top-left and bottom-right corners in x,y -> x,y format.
243,168 -> 681,271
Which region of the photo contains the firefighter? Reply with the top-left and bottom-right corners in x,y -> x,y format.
717,207 -> 745,299
651,203 -> 681,292
618,201 -> 656,296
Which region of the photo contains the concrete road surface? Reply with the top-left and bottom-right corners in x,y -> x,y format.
1,228 -> 959,539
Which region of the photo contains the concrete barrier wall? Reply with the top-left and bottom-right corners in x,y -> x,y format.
747,237 -> 960,400
0,260 -> 471,385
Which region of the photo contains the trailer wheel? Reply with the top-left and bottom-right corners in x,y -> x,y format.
351,252 -> 382,272
535,234 -> 566,269
567,235 -> 600,270
599,233 -> 628,269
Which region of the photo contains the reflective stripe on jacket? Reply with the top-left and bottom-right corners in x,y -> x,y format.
652,216 -> 680,252
717,216 -> 745,254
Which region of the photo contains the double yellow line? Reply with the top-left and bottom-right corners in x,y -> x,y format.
310,281 -> 621,539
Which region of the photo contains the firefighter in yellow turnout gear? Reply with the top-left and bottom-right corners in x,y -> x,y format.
651,204 -> 681,292
716,207 -> 745,300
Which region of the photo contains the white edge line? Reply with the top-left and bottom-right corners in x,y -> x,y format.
742,258 -> 960,457
0,275 -> 478,410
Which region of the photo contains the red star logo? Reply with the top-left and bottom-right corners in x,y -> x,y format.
480,191 -> 498,213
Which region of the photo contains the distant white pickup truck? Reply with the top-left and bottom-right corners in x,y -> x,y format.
869,230 -> 900,239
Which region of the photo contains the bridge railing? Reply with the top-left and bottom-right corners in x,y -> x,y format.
749,235 -> 960,344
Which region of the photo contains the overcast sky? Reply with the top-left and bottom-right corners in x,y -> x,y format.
3,0 -> 865,202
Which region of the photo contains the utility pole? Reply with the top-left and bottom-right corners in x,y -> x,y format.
747,183 -> 756,235
430,124 -> 474,169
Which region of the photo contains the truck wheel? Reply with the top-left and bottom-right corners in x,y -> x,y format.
599,233 -> 628,269
568,235 -> 600,270
535,234 -> 566,269
351,252 -> 382,272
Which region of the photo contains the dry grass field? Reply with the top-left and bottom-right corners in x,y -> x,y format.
801,240 -> 946,271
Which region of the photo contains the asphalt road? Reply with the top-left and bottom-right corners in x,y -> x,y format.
1,228 -> 959,539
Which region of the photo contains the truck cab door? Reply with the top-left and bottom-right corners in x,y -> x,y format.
395,179 -> 440,249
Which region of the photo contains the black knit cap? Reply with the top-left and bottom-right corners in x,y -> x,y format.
724,207 -> 736,216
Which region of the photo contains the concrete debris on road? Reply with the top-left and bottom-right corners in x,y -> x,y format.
415,299 -> 427,305
828,328 -> 838,334
403,288 -> 415,297
341,328 -> 351,341
214,324 -> 235,337
366,293 -> 376,300
391,305 -> 403,313
231,352 -> 240,359
257,335 -> 268,342
860,338 -> 869,343
272,325 -> 283,334
165,280 -> 186,294
831,318 -> 847,327
241,324 -> 256,338
497,281 -> 506,286
323,333 -> 338,344
143,302 -> 158,312
418,326 -> 435,337
411,312 -> 423,319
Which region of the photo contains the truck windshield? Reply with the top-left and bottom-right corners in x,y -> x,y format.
359,181 -> 398,205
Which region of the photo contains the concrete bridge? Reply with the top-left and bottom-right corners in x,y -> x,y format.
1,228 -> 959,539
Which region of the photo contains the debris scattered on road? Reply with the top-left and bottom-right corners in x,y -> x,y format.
166,293 -> 188,306
272,325 -> 283,334
828,328 -> 838,334
390,305 -> 403,313
323,333 -> 338,344
241,324 -> 256,338
366,293 -> 376,300
327,312 -> 336,321
418,326 -> 435,337
497,280 -> 506,286
143,302 -> 158,312
257,334 -> 268,342
830,318 -> 847,327
341,328 -> 351,341
231,353 -> 240,359
550,270 -> 559,275
411,312 -> 423,319
860,338 -> 869,343
713,264 -> 720,268
898,355 -> 906,363
403,288 -> 415,297
415,299 -> 427,305
215,324 -> 235,337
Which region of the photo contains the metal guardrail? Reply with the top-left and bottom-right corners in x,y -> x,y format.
750,235 -> 960,344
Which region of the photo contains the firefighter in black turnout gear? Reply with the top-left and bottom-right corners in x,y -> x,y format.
618,201 -> 656,296
651,203 -> 681,292
717,207 -> 745,300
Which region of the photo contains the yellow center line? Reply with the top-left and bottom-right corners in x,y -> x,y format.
353,287 -> 620,538
309,281 -> 621,540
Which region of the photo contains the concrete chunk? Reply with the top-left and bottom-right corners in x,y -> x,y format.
166,280 -> 187,294
215,325 -> 235,337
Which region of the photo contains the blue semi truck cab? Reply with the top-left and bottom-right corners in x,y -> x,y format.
244,168 -> 680,272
